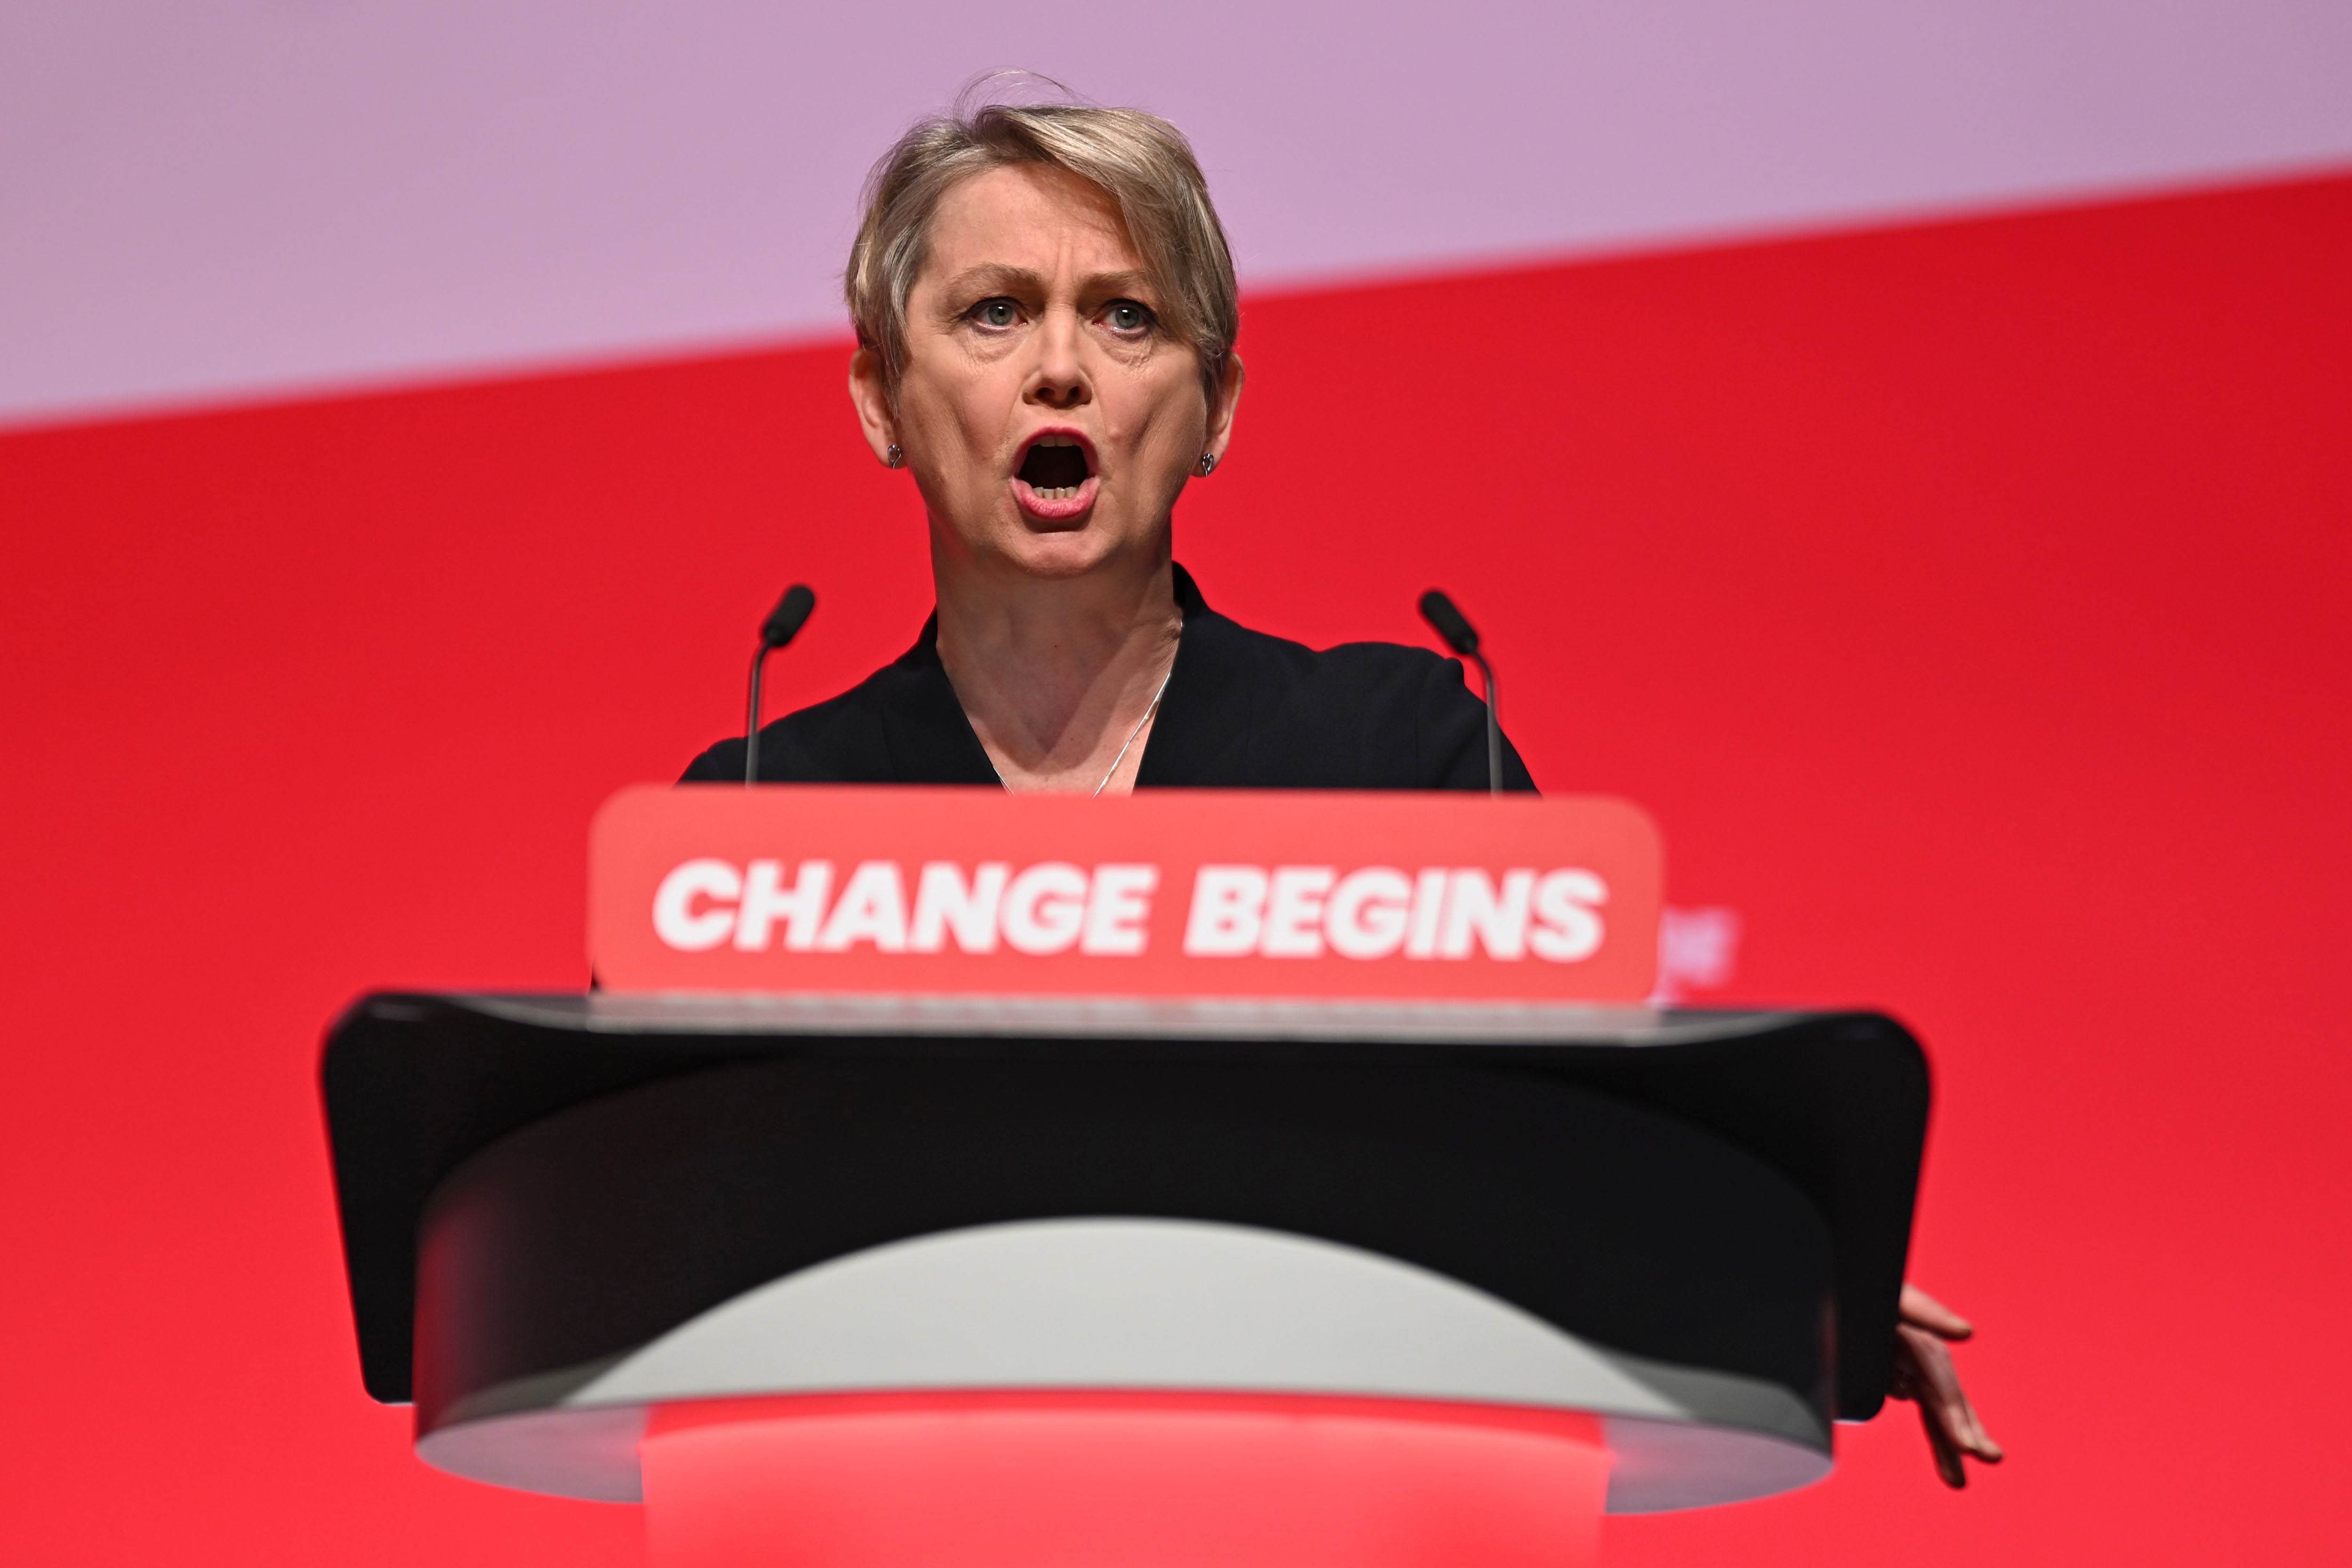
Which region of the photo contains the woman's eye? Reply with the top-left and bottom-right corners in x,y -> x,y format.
972,299 -> 1020,328
1103,301 -> 1153,333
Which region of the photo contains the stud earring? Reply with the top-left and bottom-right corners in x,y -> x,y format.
1196,452 -> 1219,475
884,444 -> 904,469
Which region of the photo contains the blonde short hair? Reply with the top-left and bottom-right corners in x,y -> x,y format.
846,97 -> 1240,410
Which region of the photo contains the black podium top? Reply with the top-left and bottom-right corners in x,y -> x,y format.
322,994 -> 1927,1422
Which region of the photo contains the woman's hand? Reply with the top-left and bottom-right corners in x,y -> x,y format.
1887,1284 -> 2004,1486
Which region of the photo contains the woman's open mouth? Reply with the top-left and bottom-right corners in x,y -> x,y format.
1012,433 -> 1099,522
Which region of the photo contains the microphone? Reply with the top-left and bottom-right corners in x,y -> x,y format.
1418,589 -> 1503,797
744,584 -> 816,785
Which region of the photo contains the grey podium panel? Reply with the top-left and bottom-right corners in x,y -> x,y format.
418,1218 -> 1833,1513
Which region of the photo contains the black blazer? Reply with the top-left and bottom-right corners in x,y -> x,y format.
682,565 -> 1535,791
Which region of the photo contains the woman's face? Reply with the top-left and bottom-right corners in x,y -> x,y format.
852,163 -> 1241,583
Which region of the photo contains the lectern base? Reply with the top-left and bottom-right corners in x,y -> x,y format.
640,1394 -> 1608,1568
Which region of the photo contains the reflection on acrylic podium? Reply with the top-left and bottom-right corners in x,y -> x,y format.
324,998 -> 1924,1566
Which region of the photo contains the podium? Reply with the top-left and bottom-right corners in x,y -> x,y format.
322,989 -> 1927,1567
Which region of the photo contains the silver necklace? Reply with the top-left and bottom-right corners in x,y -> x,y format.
1091,666 -> 1174,797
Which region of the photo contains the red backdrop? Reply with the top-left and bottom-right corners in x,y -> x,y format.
2,171 -> 2346,1563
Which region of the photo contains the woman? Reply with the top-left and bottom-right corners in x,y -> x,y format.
682,101 -> 1528,795
684,96 -> 1999,1485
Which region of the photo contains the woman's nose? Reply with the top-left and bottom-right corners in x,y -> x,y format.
1026,314 -> 1091,409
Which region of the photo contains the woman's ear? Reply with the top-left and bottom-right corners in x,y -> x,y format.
1202,351 -> 1246,466
847,345 -> 900,466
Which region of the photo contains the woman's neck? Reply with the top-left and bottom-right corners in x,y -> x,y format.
932,549 -> 1183,795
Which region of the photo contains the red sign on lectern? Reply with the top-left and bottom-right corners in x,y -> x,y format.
590,785 -> 1662,1002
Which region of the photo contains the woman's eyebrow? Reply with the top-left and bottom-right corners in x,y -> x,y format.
1078,270 -> 1154,297
940,264 -> 1043,299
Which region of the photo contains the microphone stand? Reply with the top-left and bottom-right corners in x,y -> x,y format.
744,585 -> 816,785
1418,589 -> 1504,798
1469,652 -> 1501,799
